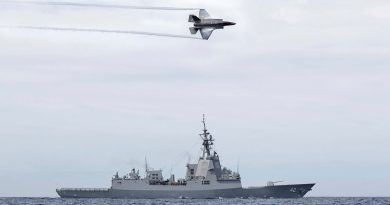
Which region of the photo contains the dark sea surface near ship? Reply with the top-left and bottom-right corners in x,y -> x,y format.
1,198 -> 390,205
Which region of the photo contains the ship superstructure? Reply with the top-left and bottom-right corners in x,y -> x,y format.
57,116 -> 315,199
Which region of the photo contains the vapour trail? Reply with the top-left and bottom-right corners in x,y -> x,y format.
0,25 -> 203,40
0,1 -> 200,11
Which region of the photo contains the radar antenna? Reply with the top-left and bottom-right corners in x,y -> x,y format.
200,114 -> 214,159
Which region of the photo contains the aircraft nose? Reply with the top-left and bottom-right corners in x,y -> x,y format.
227,21 -> 236,26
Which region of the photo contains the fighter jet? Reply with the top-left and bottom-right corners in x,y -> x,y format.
189,9 -> 236,40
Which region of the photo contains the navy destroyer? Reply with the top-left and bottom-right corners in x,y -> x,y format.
57,116 -> 315,199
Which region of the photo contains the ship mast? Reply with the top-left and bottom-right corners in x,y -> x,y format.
200,114 -> 214,159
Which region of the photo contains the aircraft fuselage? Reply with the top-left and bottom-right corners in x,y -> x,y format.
194,19 -> 236,30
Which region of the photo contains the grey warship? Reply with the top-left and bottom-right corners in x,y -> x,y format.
57,116 -> 315,199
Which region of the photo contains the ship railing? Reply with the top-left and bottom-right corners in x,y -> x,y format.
56,188 -> 109,192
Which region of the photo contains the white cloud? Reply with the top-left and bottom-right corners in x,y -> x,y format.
367,3 -> 390,19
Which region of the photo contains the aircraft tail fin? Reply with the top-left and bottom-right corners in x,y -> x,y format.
189,14 -> 200,22
189,27 -> 199,34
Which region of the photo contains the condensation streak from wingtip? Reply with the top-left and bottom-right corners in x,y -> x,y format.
0,25 -> 203,40
0,1 -> 200,11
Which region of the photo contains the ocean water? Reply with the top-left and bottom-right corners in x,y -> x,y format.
1,198 -> 390,205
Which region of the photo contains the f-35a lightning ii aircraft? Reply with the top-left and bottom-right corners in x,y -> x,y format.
189,9 -> 236,40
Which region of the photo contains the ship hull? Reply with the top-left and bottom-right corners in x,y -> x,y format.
57,183 -> 315,199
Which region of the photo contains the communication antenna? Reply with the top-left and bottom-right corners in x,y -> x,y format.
236,159 -> 240,174
200,114 -> 214,159
144,156 -> 149,175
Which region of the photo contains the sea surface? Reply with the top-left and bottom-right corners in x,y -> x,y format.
1,198 -> 389,205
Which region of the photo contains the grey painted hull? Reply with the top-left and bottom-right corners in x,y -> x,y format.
57,183 -> 315,199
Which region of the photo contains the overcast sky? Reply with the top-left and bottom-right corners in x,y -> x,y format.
0,0 -> 390,197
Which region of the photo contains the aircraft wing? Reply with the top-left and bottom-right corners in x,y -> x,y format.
200,28 -> 214,40
199,9 -> 210,19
